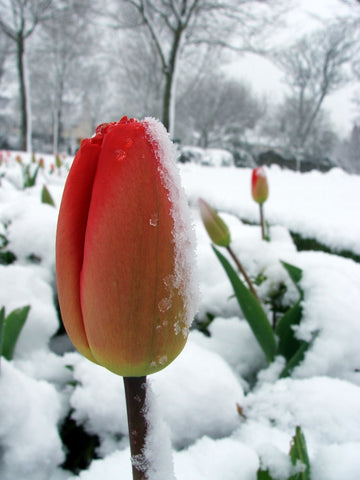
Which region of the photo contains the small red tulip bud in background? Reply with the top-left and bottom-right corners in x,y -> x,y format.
198,198 -> 231,247
251,167 -> 269,240
56,117 -> 197,480
251,166 -> 268,205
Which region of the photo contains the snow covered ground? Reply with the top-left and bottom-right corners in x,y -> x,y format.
0,149 -> 360,480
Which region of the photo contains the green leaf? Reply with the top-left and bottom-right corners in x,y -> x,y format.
30,164 -> 40,186
0,250 -> 17,265
23,164 -> 40,188
41,185 -> 56,207
280,341 -> 309,378
0,306 -> 5,357
289,426 -> 311,480
257,469 -> 276,480
281,328 -> 319,378
1,306 -> 30,360
281,261 -> 303,295
0,233 -> 9,249
276,261 -> 307,371
275,300 -> 303,361
212,245 -> 276,363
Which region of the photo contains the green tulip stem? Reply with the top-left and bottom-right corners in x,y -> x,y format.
226,245 -> 260,303
123,376 -> 149,480
259,203 -> 266,240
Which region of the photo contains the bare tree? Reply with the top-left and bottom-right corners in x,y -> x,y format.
0,0 -> 54,150
273,22 -> 355,167
107,0 -> 284,137
30,0 -> 94,152
0,29 -> 10,84
177,72 -> 265,147
340,0 -> 360,6
108,28 -> 164,121
344,123 -> 360,171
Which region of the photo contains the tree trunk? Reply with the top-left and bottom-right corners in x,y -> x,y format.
300,90 -> 327,148
161,27 -> 183,138
24,52 -> 32,152
53,109 -> 60,154
16,33 -> 27,151
162,70 -> 171,134
162,68 -> 177,138
53,77 -> 64,153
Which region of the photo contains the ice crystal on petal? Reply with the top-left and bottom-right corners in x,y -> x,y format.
158,297 -> 172,313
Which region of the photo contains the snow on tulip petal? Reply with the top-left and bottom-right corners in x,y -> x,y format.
57,117 -> 197,377
144,117 -> 197,327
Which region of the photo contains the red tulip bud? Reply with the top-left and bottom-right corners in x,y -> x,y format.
56,117 -> 197,376
251,167 -> 269,204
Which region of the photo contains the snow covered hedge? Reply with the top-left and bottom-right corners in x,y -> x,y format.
0,149 -> 360,480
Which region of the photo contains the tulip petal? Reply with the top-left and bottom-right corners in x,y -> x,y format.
80,120 -> 188,376
56,139 -> 100,362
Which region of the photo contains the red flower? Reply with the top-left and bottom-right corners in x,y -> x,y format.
251,167 -> 269,204
56,117 -> 196,376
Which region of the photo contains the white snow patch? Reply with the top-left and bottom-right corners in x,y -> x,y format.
0,360 -> 64,480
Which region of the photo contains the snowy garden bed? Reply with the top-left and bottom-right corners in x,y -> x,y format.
0,149 -> 360,480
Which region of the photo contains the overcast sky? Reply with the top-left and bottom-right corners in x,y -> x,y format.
227,0 -> 358,137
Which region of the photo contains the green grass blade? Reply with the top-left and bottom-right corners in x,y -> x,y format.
212,246 -> 276,363
280,341 -> 309,378
281,261 -> 303,295
275,300 -> 303,361
257,469 -> 276,480
281,261 -> 302,285
281,329 -> 319,378
30,164 -> 40,186
2,306 -> 30,360
289,426 -> 311,480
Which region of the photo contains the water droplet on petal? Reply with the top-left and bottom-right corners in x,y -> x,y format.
114,149 -> 126,162
125,138 -> 133,148
95,123 -> 109,134
158,355 -> 167,365
150,213 -> 159,227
